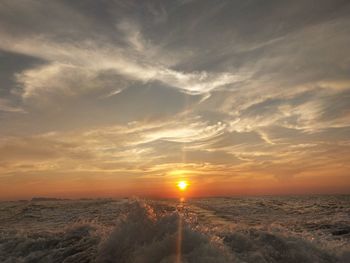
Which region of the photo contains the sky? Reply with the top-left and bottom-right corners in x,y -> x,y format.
0,0 -> 350,199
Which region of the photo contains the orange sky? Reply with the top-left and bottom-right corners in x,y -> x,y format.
0,169 -> 349,200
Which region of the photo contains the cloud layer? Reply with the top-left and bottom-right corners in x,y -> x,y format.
0,0 -> 350,198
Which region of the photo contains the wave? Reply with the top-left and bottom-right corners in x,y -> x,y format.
97,201 -> 231,263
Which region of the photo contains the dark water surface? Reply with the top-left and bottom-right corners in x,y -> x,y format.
0,195 -> 349,262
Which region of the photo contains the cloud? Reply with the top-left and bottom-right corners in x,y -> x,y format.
0,98 -> 26,113
0,20 -> 250,100
15,62 -> 129,100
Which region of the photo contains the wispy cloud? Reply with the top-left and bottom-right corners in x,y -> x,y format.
0,99 -> 26,113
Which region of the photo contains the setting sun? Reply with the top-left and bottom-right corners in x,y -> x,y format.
177,181 -> 188,191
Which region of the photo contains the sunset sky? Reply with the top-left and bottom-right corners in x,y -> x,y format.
1,0 -> 350,199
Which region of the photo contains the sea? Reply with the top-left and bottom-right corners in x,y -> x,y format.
0,195 -> 349,262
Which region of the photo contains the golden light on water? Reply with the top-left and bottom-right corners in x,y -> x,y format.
177,181 -> 188,191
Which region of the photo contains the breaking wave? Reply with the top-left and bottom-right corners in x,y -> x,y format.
97,201 -> 231,263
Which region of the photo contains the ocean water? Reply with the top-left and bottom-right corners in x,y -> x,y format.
0,196 -> 349,262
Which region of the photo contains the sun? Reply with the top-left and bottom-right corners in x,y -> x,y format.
177,181 -> 188,191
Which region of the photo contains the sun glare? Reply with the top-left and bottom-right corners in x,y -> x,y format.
177,181 -> 188,191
